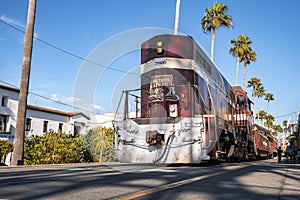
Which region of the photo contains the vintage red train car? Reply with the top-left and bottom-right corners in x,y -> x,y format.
114,34 -> 275,163
252,124 -> 278,158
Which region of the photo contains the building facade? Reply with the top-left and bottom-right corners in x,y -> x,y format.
0,84 -> 90,143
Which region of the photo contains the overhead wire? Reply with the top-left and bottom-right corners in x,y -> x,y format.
275,112 -> 297,119
0,80 -> 100,115
3,18 -> 298,121
0,17 -> 141,115
0,18 -> 139,75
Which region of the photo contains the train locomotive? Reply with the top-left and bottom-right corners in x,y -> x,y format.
114,34 -> 277,163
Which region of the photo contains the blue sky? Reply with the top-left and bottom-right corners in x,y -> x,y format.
1,0 -> 300,127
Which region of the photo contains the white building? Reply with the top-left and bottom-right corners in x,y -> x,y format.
0,84 -> 90,143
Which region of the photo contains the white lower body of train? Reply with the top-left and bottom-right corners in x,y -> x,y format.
114,115 -> 217,164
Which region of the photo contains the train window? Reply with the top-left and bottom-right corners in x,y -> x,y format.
196,51 -> 202,66
237,95 -> 245,108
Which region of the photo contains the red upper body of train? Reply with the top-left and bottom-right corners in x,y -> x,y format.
114,34 -> 277,163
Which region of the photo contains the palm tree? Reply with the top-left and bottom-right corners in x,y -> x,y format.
230,35 -> 253,86
265,114 -> 274,131
95,127 -> 112,163
201,2 -> 233,62
242,48 -> 257,89
11,0 -> 37,166
256,85 -> 265,119
247,77 -> 262,113
272,124 -> 283,137
264,92 -> 275,114
282,120 -> 288,133
256,110 -> 267,126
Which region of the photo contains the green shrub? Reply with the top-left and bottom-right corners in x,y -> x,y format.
24,131 -> 92,165
0,140 -> 13,163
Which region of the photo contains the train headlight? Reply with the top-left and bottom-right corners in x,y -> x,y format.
156,40 -> 164,54
169,104 -> 178,118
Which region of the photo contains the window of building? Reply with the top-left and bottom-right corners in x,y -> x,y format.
58,123 -> 63,131
74,125 -> 81,136
0,115 -> 8,132
25,118 -> 32,131
1,96 -> 8,107
237,95 -> 245,108
43,121 -> 48,133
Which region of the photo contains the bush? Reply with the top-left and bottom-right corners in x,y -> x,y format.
24,131 -> 92,165
0,140 -> 13,163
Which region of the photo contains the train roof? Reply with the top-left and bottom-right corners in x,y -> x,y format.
141,34 -> 234,95
253,124 -> 274,138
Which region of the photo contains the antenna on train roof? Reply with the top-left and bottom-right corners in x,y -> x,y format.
174,0 -> 181,35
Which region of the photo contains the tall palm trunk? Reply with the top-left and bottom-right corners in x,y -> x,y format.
11,0 -> 36,166
251,94 -> 255,115
210,29 -> 216,62
243,62 -> 247,90
266,101 -> 270,114
257,97 -> 261,122
173,0 -> 181,35
234,59 -> 239,85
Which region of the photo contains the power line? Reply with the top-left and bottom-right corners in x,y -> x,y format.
0,17 -> 140,114
275,112 -> 297,119
0,18 -> 139,75
0,80 -> 100,115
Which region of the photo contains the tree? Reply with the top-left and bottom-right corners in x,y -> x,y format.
256,110 -> 267,126
95,127 -> 112,163
272,124 -> 283,137
12,0 -> 37,166
0,140 -> 13,164
264,114 -> 275,131
80,127 -> 114,162
247,76 -> 262,112
282,120 -> 288,133
230,35 -> 253,85
256,85 -> 266,118
265,92 -> 275,114
242,47 -> 256,89
201,2 -> 233,62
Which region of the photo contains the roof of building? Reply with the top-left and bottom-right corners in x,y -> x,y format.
1,84 -> 90,120
0,84 -> 20,93
27,105 -> 90,120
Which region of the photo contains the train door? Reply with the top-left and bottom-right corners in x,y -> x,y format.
204,84 -> 217,158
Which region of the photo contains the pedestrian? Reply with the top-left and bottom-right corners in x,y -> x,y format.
288,141 -> 296,163
277,146 -> 282,163
283,142 -> 288,157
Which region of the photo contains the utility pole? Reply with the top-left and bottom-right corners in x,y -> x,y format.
173,0 -> 181,35
11,0 -> 37,166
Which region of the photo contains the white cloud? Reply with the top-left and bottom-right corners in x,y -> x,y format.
51,93 -> 73,104
0,14 -> 39,43
50,93 -> 105,113
0,14 -> 25,29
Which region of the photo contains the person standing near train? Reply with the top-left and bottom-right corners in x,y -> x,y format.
283,142 -> 288,156
277,146 -> 282,163
288,141 -> 296,163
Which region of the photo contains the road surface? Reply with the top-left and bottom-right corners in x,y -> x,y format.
0,159 -> 299,200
